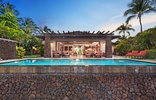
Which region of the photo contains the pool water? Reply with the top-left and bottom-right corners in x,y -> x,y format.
0,59 -> 156,66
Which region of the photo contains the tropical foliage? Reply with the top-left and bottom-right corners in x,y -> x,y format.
0,0 -> 23,42
0,0 -> 42,56
21,35 -> 42,55
115,0 -> 156,58
116,23 -> 135,39
37,25 -> 54,34
43,26 -> 52,33
124,0 -> 156,32
16,46 -> 25,58
19,17 -> 37,35
115,37 -> 136,55
115,28 -> 156,57
0,0 -> 24,41
146,49 -> 156,59
0,1 -> 19,16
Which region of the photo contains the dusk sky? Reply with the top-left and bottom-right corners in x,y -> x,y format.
6,0 -> 156,36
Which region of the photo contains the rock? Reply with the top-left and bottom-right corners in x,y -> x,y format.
62,96 -> 70,100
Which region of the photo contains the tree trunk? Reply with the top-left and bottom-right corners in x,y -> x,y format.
30,49 -> 33,55
139,16 -> 143,33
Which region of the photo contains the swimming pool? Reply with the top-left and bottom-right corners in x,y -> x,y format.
0,59 -> 156,66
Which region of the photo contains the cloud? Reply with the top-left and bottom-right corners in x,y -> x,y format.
97,13 -> 156,35
96,13 -> 125,32
129,13 -> 156,27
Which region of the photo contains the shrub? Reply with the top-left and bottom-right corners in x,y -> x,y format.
115,39 -> 134,56
16,46 -> 25,58
146,50 -> 156,59
115,28 -> 156,56
38,44 -> 44,56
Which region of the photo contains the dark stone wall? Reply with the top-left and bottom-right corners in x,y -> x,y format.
0,38 -> 17,60
0,74 -> 155,100
44,35 -> 51,58
105,36 -> 112,58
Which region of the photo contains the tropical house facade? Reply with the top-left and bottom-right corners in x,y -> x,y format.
38,31 -> 120,58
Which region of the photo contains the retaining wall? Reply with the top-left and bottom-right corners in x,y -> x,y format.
0,38 -> 17,60
0,74 -> 155,100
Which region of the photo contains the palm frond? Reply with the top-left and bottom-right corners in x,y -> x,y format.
126,15 -> 136,23
126,31 -> 130,36
116,22 -> 135,38
124,9 -> 135,16
144,7 -> 156,14
129,28 -> 135,31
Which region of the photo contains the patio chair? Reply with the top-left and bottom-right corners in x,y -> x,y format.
85,51 -> 93,57
63,51 -> 70,57
73,51 -> 77,56
53,50 -> 60,58
126,50 -> 138,58
94,51 -> 102,58
134,50 -> 147,58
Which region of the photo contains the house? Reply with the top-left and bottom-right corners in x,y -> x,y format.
37,31 -> 120,58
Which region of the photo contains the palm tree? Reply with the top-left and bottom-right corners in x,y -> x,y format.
0,0 -> 5,14
116,23 -> 135,39
43,26 -> 52,33
0,12 -> 24,40
151,0 -> 156,5
0,1 -> 24,42
19,17 -> 37,34
124,0 -> 156,32
0,1 -> 19,16
37,26 -> 53,34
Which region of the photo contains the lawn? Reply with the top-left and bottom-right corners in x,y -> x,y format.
24,54 -> 41,58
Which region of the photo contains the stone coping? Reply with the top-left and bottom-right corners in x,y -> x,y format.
0,73 -> 156,75
0,38 -> 17,43
0,58 -> 156,74
0,57 -> 156,63
0,66 -> 156,74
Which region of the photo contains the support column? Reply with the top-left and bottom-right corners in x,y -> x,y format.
44,35 -> 51,58
105,36 -> 112,58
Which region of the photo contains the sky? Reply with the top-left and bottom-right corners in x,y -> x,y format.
6,0 -> 156,36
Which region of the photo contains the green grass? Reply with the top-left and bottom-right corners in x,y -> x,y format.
24,54 -> 41,58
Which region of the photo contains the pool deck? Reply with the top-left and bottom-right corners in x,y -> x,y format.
0,55 -> 155,63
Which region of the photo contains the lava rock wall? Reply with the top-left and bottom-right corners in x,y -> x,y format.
0,74 -> 155,100
0,38 -> 17,60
